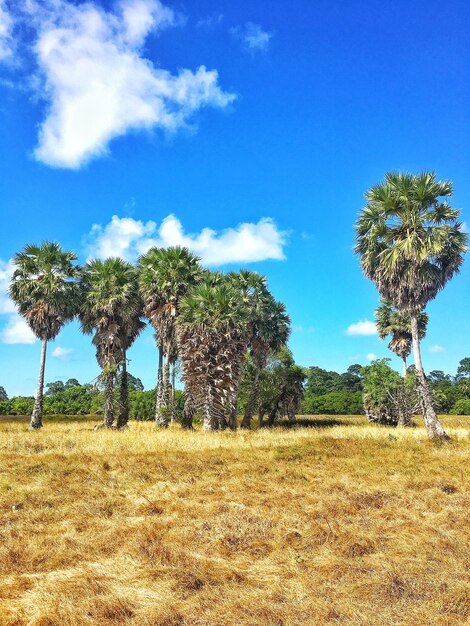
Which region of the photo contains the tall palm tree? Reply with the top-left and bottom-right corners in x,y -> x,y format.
138,246 -> 202,427
79,258 -> 140,429
227,270 -> 269,429
177,280 -> 250,431
116,311 -> 146,429
234,276 -> 290,429
356,172 -> 468,439
9,242 -> 81,429
375,299 -> 428,376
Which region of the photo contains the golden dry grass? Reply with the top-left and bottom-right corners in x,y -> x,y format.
0,415 -> 469,626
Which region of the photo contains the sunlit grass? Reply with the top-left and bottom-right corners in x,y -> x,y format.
0,415 -> 468,625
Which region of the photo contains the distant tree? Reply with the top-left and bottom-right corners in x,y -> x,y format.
64,378 -> 80,389
457,357 -> 470,380
428,370 -> 451,385
356,172 -> 468,439
9,396 -> 35,416
361,359 -> 404,425
0,386 -> 8,401
45,380 -> 65,396
117,372 -> 144,392
9,242 -> 81,429
347,364 -> 363,378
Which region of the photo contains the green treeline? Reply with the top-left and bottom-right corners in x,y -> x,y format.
2,356 -> 469,418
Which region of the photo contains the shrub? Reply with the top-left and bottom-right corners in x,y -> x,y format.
451,399 -> 470,415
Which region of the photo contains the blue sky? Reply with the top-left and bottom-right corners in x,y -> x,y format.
0,0 -> 469,396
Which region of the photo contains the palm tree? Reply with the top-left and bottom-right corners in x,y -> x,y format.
356,172 -> 468,439
138,246 -> 202,427
230,272 -> 290,429
116,310 -> 146,429
375,299 -> 428,376
227,270 -> 270,429
79,258 -> 141,429
9,242 -> 81,429
177,280 -> 250,431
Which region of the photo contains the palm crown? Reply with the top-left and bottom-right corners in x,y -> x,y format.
10,242 -> 81,340
355,172 -> 468,313
375,298 -> 428,362
79,258 -> 140,369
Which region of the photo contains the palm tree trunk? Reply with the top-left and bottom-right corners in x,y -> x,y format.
182,394 -> 195,430
241,366 -> 260,430
155,347 -> 163,424
203,388 -> 214,431
156,352 -> 171,427
31,338 -> 47,429
103,372 -> 115,428
410,314 -> 449,440
170,363 -> 176,423
117,355 -> 128,429
402,356 -> 407,378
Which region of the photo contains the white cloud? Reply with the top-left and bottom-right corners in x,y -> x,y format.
51,346 -> 73,360
0,258 -> 35,345
429,344 -> 445,353
462,222 -> 469,233
231,22 -> 272,53
0,0 -> 13,61
85,214 -> 286,265
366,352 -> 377,362
29,0 -> 235,168
0,258 -> 16,314
346,320 -> 377,336
1,314 -> 36,344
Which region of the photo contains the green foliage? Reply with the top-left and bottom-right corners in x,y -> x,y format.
0,386 -> 8,401
303,390 -> 363,415
45,380 -> 65,396
361,359 -> 402,408
457,357 -> 470,380
300,363 -> 363,414
451,399 -> 470,415
8,396 -> 35,415
43,384 -> 98,415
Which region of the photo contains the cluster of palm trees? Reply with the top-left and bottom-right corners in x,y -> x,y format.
8,171 -> 468,441
9,245 -> 290,431
355,171 -> 468,440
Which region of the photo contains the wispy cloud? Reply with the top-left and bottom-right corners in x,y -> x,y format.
429,344 -> 445,353
231,22 -> 272,53
51,346 -> 73,360
366,352 -> 377,362
461,222 -> 469,233
293,324 -> 315,334
346,320 -> 377,336
196,13 -> 224,29
0,0 -> 13,61
11,0 -> 235,168
85,214 -> 286,265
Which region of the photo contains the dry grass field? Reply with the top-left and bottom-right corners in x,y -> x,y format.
0,415 -> 469,626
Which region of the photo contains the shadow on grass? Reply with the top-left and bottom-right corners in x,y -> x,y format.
270,417 -> 358,429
